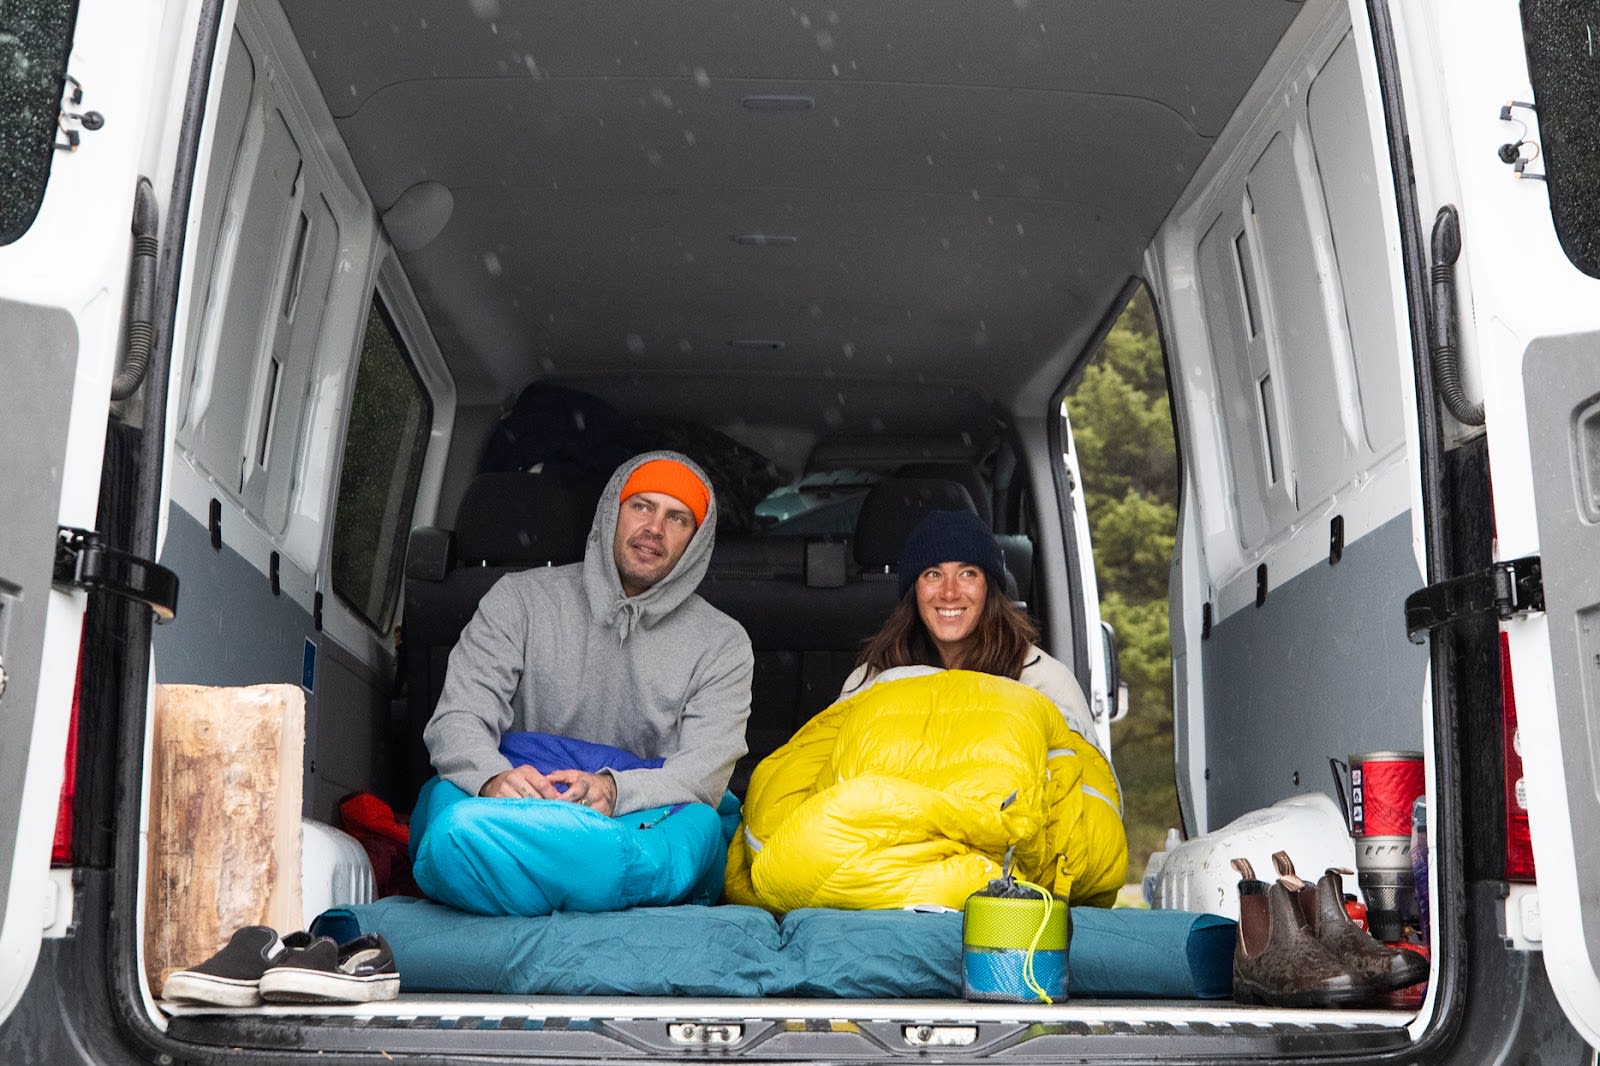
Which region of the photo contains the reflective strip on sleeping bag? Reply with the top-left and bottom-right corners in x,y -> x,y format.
411,733 -> 739,916
723,669 -> 1127,913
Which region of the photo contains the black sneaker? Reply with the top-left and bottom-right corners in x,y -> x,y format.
258,933 -> 399,1003
162,927 -> 311,1007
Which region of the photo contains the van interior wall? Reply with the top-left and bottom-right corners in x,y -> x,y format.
1154,8 -> 1429,832
155,8 -> 393,827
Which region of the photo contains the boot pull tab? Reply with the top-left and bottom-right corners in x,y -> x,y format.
1231,856 -> 1256,881
1272,851 -> 1308,890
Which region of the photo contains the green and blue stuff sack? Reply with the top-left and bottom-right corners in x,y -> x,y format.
962,872 -> 1071,1004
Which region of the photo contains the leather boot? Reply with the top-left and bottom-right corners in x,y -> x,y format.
1230,858 -> 1370,1008
1271,851 -> 1429,993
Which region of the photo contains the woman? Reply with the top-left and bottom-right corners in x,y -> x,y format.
724,505 -> 1127,912
841,508 -> 1098,744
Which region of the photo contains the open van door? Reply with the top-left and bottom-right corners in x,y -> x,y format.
1396,1 -> 1600,1047
0,1 -> 185,1025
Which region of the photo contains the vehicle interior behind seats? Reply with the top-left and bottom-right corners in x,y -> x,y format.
122,0 -> 1489,1058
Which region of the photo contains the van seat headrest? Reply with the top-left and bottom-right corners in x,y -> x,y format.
893,461 -> 991,526
852,477 -> 978,569
453,471 -> 593,566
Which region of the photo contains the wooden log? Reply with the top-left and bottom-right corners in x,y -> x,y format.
145,684 -> 304,994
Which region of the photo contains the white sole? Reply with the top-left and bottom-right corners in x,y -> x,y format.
258,969 -> 400,1004
162,972 -> 262,1007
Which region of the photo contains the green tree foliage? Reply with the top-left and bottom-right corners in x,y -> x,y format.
1064,288 -> 1182,880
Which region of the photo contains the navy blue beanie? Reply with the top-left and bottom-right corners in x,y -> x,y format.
897,509 -> 1006,599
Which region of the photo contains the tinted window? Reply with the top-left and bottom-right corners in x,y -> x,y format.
1523,0 -> 1600,276
331,300 -> 432,632
0,0 -> 78,245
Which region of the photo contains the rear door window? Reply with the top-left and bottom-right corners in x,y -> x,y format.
329,298 -> 432,632
0,0 -> 78,244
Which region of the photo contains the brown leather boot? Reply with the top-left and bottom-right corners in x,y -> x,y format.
1231,858 -> 1371,1008
1270,851 -> 1429,993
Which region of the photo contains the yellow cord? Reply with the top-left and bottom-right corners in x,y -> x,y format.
1013,878 -> 1055,1005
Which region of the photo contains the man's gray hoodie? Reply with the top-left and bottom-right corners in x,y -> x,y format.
423,451 -> 753,815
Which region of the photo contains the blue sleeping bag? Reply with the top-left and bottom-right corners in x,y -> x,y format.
410,732 -> 740,916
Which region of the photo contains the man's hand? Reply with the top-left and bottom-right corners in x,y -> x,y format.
546,769 -> 617,816
479,765 -> 561,800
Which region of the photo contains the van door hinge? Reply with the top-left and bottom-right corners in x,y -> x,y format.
52,527 -> 179,623
1404,556 -> 1542,644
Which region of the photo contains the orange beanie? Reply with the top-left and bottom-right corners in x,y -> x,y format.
620,459 -> 711,527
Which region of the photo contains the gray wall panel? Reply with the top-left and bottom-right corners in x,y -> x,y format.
1202,511 -> 1427,827
152,507 -> 322,811
310,638 -> 388,822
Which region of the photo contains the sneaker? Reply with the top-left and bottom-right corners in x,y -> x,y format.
258,933 -> 399,1003
162,927 -> 311,1007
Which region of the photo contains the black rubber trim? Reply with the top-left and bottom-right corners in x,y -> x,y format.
1362,0 -> 1469,1061
99,3 -> 231,1063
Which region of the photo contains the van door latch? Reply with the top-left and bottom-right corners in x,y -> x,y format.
52,527 -> 179,623
1403,556 -> 1542,643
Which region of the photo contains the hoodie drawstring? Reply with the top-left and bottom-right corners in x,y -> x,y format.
609,597 -> 644,644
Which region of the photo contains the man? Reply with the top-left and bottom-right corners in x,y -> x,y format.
424,450 -> 752,817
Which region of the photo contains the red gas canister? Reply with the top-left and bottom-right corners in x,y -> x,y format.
1348,751 -> 1425,943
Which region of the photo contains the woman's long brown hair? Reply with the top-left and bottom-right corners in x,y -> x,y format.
856,575 -> 1038,679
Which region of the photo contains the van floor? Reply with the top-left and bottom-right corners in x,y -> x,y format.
161,997 -> 1417,1059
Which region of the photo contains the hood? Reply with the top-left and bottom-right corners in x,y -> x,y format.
583,449 -> 719,642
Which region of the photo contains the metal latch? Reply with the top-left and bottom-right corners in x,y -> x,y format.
1403,556 -> 1542,643
667,1022 -> 743,1046
52,527 -> 179,622
904,1024 -> 979,1047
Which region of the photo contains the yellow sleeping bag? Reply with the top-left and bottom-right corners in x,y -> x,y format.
724,668 -> 1128,912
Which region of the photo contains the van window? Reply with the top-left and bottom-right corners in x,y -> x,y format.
0,0 -> 78,245
1522,0 -> 1600,277
329,298 -> 432,632
1062,284 -> 1181,872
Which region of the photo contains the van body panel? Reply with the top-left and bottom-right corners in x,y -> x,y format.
0,0 -> 204,1024
1201,510 -> 1427,826
1514,333 -> 1600,1044
149,505 -> 323,804
151,507 -> 317,692
1153,0 -> 1427,838
0,305 -> 87,1026
1382,0 -> 1600,1043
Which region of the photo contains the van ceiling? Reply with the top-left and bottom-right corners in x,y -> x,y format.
282,1 -> 1302,440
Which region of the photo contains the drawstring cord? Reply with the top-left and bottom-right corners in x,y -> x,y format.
999,843 -> 1057,1005
1010,877 -> 1057,1005
609,597 -> 643,643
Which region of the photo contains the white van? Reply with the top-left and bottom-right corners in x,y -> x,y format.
3,0 -> 1599,1059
